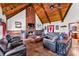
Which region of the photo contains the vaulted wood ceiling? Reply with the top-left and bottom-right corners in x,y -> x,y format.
0,3 -> 72,23
0,3 -> 30,19
32,3 -> 72,23
42,3 -> 62,22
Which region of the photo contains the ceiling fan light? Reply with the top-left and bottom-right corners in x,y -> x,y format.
50,5 -> 54,10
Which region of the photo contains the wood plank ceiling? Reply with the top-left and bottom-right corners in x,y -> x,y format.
42,3 -> 62,22
32,3 -> 50,23
0,3 -> 72,23
0,3 -> 30,19
32,3 -> 72,23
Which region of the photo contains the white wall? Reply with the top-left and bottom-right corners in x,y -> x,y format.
0,26 -> 3,39
7,9 -> 26,31
64,3 -> 79,23
0,7 -> 2,15
35,14 -> 44,30
2,15 -> 6,22
0,7 -> 3,39
43,3 -> 79,34
0,6 -> 3,22
0,7 -> 6,23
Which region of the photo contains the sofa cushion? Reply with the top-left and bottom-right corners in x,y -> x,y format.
45,33 -> 59,40
5,45 -> 26,56
0,50 -> 4,56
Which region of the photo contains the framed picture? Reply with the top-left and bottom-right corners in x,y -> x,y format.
15,21 -> 22,28
68,22 -> 78,36
69,23 -> 77,31
47,25 -> 54,33
56,25 -> 59,30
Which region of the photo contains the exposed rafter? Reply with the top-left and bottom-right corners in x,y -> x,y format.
41,4 -> 51,23
32,3 -> 50,23
1,3 -> 30,19
62,3 -> 72,22
31,4 -> 43,24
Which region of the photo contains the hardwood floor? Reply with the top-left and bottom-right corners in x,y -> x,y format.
68,39 -> 79,56
23,38 -> 79,56
23,38 -> 57,56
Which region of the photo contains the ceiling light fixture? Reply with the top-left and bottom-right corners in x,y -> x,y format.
50,4 -> 55,10
50,3 -> 62,10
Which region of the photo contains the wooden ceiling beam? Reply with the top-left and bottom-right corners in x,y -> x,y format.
62,3 -> 72,22
31,4 -> 43,24
1,4 -> 30,19
7,4 -> 29,19
41,4 -> 51,23
32,4 -> 49,24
